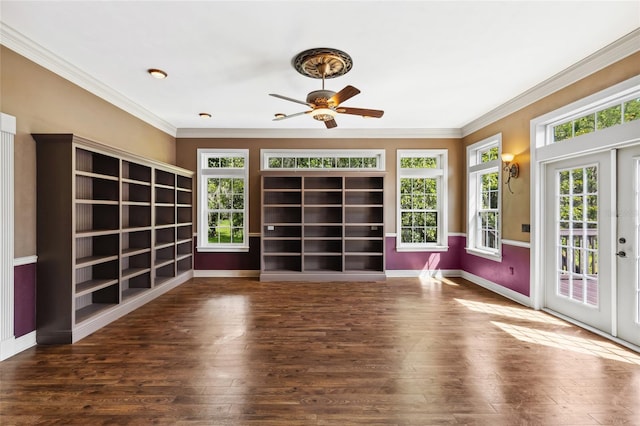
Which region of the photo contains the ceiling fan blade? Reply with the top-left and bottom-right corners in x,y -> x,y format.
325,119 -> 338,129
272,111 -> 311,121
269,93 -> 312,107
336,107 -> 384,118
329,85 -> 360,106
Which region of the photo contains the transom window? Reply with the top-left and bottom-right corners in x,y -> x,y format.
397,150 -> 448,251
550,93 -> 640,144
197,149 -> 249,252
467,135 -> 501,260
261,149 -> 385,171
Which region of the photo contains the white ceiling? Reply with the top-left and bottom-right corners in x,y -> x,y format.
1,1 -> 639,136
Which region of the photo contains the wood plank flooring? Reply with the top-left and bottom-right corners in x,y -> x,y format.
2,277 -> 640,425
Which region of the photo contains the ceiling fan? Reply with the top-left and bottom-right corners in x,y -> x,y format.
269,48 -> 384,129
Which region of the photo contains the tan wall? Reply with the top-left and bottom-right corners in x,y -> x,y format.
6,43 -> 636,255
176,137 -> 464,235
463,52 -> 640,243
1,47 -> 176,257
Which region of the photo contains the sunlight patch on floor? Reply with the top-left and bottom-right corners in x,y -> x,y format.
492,321 -> 640,365
418,275 -> 460,287
455,298 -> 569,326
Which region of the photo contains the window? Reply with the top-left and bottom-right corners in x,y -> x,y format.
397,150 -> 448,251
197,149 -> 249,252
261,149 -> 385,171
467,134 -> 501,260
548,92 -> 640,144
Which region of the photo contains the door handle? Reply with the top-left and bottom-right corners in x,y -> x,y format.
617,251 -> 627,258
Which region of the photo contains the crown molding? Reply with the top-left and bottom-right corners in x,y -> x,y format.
1,23 -> 459,141
4,20 -> 637,141
176,127 -> 462,139
0,23 -> 177,137
462,28 -> 640,138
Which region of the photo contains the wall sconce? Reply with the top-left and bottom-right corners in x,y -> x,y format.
501,153 -> 519,194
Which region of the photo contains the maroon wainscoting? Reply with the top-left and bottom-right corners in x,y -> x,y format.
194,236 -> 261,270
193,234 -> 530,297
385,235 -> 465,272
14,262 -> 36,337
460,242 -> 531,296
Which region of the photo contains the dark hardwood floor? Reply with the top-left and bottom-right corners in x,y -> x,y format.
2,277 -> 640,425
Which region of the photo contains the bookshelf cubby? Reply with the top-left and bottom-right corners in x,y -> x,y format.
177,224 -> 193,241
156,227 -> 175,247
75,175 -> 119,201
304,225 -> 342,238
177,189 -> 192,205
261,171 -> 385,281
155,186 -> 175,204
122,181 -> 151,203
34,133 -> 194,344
304,191 -> 342,205
264,239 -> 302,253
122,230 -> 151,255
304,239 -> 341,253
122,204 -> 151,229
122,160 -> 151,183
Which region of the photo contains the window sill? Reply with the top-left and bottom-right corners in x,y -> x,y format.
395,245 -> 449,253
197,246 -> 250,253
465,247 -> 502,262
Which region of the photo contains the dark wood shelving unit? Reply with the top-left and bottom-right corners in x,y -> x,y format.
34,133 -> 194,344
261,172 -> 385,281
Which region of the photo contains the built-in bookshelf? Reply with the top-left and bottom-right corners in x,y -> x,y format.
261,172 -> 385,281
33,134 -> 194,344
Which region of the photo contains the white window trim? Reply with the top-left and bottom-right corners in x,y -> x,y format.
260,149 -> 385,171
530,74 -> 640,310
396,149 -> 448,252
466,134 -> 503,262
197,148 -> 249,252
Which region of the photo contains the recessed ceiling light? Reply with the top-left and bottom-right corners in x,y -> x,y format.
274,113 -> 286,119
147,68 -> 167,79
199,112 -> 212,119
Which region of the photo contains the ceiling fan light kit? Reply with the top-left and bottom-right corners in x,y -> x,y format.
270,48 -> 384,128
311,108 -> 337,122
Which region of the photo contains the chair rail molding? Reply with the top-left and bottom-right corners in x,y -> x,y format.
0,113 -> 17,361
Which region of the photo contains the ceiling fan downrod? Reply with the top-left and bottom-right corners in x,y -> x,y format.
317,62 -> 331,90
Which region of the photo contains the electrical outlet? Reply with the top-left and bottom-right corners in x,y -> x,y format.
267,225 -> 274,231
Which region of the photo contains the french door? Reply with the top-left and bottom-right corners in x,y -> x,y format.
544,146 -> 640,347
616,145 -> 640,347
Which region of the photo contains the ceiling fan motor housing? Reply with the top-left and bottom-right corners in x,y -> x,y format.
307,90 -> 336,106
307,89 -> 338,121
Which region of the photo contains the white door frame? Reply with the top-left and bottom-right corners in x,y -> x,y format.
531,76 -> 640,347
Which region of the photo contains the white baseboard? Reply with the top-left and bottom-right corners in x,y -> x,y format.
0,331 -> 36,361
460,271 -> 531,307
543,308 -> 640,354
192,268 -> 531,313
194,270 -> 260,278
386,269 -> 462,278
